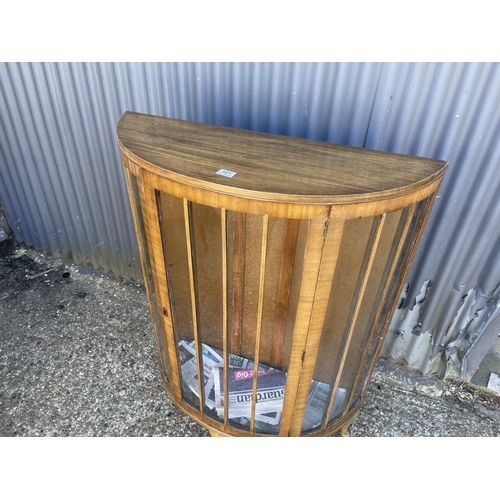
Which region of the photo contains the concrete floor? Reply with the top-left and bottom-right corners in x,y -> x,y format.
1,245 -> 499,437
471,334 -> 500,389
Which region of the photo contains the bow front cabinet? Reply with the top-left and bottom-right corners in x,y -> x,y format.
117,112 -> 447,437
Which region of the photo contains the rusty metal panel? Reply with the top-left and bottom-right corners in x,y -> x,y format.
1,62 -> 499,377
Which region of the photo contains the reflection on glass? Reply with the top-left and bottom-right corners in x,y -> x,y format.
156,185 -> 431,435
302,201 -> 427,434
348,198 -> 428,409
157,193 -> 308,434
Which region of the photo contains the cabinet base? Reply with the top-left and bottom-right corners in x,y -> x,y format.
206,410 -> 360,437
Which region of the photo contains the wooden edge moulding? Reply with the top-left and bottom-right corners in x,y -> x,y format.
117,111 -> 448,437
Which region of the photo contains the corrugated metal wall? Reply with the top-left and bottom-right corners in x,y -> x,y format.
1,62 -> 499,378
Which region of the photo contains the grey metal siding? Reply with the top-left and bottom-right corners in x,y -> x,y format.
1,62 -> 499,377
368,63 -> 500,377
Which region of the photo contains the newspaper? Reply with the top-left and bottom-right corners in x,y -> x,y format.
235,411 -> 281,426
177,338 -> 346,432
228,352 -> 253,369
212,366 -> 287,419
178,340 -> 223,409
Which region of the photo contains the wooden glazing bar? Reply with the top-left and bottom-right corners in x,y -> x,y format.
360,190 -> 441,398
183,198 -> 205,414
323,214 -> 386,427
249,214 -> 269,434
287,214 -> 345,436
278,210 -> 331,436
151,189 -> 173,379
270,218 -> 300,367
346,205 -> 415,410
221,208 -> 229,429
142,180 -> 182,400
231,212 -> 246,354
124,171 -> 167,377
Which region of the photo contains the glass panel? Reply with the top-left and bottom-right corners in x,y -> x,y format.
301,200 -> 427,435
221,214 -> 303,434
336,209 -> 404,410
157,194 -> 311,434
155,187 -> 430,435
169,209 -> 309,435
348,198 -> 428,407
186,201 -> 224,417
157,192 -> 198,407
158,192 -> 194,340
190,201 -> 224,349
301,216 -> 373,433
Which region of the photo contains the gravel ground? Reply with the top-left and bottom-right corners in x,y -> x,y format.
1,245 -> 499,438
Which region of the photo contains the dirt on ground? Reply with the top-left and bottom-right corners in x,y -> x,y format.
1,243 -> 499,437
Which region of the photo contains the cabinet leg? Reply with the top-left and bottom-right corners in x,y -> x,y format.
338,410 -> 360,437
208,428 -> 229,437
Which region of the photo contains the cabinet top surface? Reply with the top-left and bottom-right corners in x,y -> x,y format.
117,112 -> 447,203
